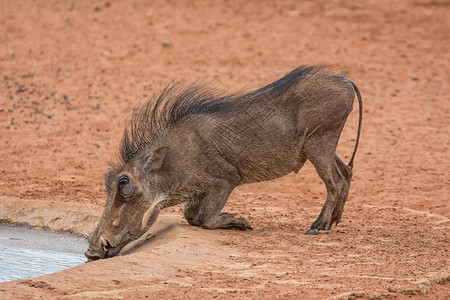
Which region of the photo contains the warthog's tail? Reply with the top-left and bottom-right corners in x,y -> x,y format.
346,79 -> 363,169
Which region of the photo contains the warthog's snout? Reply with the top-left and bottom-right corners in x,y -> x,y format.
84,249 -> 103,262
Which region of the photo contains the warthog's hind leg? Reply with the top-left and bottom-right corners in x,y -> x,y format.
330,155 -> 353,226
305,149 -> 351,235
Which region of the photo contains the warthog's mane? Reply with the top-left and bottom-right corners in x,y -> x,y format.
119,65 -> 329,164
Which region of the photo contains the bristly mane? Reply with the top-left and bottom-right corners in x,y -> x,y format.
119,65 -> 327,163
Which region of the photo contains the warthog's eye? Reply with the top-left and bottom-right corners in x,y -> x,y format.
118,176 -> 129,188
116,174 -> 137,201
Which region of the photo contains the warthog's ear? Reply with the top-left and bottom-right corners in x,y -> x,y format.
143,146 -> 168,172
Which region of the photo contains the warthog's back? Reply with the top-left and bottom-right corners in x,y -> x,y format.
179,70 -> 356,184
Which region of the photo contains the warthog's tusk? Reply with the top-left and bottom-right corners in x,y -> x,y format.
100,236 -> 108,247
141,194 -> 167,230
82,230 -> 90,239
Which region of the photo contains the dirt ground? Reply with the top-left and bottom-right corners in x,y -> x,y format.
0,0 -> 449,299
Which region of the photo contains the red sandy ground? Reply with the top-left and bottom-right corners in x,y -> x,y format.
0,0 -> 449,299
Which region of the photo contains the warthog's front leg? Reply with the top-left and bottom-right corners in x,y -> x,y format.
202,212 -> 252,230
196,179 -> 252,231
184,199 -> 203,226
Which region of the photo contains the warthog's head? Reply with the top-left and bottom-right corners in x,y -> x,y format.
85,146 -> 169,261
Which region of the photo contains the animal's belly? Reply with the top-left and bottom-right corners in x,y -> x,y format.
235,148 -> 304,184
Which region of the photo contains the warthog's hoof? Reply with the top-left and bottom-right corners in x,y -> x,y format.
236,217 -> 253,230
304,228 -> 319,235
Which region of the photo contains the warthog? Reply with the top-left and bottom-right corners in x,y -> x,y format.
85,66 -> 362,261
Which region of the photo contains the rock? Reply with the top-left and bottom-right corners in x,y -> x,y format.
333,291 -> 365,300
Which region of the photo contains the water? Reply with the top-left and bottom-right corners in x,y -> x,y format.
0,223 -> 88,282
